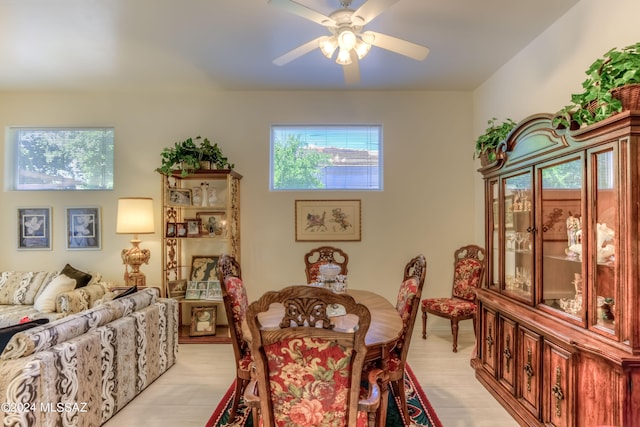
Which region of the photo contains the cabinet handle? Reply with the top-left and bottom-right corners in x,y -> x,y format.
526,226 -> 536,233
551,367 -> 565,418
503,334 -> 512,373
524,348 -> 534,392
486,325 -> 494,351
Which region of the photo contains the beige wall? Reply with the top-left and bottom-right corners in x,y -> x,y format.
0,89 -> 475,314
472,0 -> 640,242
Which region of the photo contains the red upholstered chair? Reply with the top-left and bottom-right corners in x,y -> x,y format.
421,245 -> 486,352
304,246 -> 349,283
243,285 -> 383,427
387,254 -> 427,423
216,254 -> 251,422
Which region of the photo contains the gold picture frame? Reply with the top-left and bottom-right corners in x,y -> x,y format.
295,200 -> 361,241
189,306 -> 217,336
167,279 -> 187,299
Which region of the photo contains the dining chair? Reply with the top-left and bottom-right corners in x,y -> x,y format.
386,254 -> 427,423
421,244 -> 486,352
304,245 -> 349,283
243,285 -> 383,427
215,254 -> 252,422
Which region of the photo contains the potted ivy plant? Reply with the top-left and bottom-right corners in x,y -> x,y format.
554,41 -> 640,128
156,136 -> 234,177
475,117 -> 517,166
198,137 -> 234,170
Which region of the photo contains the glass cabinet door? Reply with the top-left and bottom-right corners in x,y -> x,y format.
503,172 -> 533,303
488,180 -> 499,291
538,157 -> 584,320
591,147 -> 618,335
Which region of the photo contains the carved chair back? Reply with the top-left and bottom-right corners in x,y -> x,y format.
394,254 -> 427,361
217,254 -> 250,362
304,246 -> 349,283
245,285 -> 371,427
451,245 -> 486,301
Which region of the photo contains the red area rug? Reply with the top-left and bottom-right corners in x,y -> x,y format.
206,364 -> 443,427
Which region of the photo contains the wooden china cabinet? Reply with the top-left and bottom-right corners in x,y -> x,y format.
471,112 -> 640,427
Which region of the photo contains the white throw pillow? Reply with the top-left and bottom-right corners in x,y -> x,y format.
34,274 -> 76,313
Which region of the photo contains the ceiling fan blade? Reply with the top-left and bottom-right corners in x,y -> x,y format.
268,0 -> 335,26
273,37 -> 325,66
343,52 -> 360,85
365,31 -> 429,61
352,0 -> 400,25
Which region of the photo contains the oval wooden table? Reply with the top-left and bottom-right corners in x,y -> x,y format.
241,288 -> 402,427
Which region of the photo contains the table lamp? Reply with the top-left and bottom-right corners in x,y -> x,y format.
116,197 -> 154,287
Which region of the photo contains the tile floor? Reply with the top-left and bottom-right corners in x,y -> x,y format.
104,327 -> 518,426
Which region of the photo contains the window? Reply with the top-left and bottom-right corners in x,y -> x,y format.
270,125 -> 382,190
7,127 -> 114,190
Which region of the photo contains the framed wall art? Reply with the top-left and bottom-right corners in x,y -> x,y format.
190,255 -> 220,281
295,199 -> 361,241
66,206 -> 101,250
18,207 -> 52,250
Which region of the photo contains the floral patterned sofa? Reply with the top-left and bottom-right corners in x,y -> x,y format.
0,270 -> 109,327
0,287 -> 178,426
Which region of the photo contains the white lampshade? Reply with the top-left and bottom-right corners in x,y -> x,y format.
116,198 -> 155,234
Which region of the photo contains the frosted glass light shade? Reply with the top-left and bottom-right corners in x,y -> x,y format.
116,198 -> 154,234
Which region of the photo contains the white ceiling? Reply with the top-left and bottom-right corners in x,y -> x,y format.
0,0 -> 579,91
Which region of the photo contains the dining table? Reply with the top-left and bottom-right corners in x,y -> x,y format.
241,287 -> 403,427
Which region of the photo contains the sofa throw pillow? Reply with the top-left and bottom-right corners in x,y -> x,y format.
34,274 -> 76,313
60,264 -> 93,288
113,286 -> 138,299
0,318 -> 49,354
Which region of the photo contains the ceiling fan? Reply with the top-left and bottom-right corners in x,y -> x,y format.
268,0 -> 430,84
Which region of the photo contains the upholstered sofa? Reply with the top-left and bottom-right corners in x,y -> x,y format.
0,269 -> 109,328
0,287 -> 178,426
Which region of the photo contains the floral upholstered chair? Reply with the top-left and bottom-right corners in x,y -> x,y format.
421,245 -> 486,352
216,254 -> 251,422
243,285 -> 383,427
387,254 -> 426,423
304,246 -> 349,283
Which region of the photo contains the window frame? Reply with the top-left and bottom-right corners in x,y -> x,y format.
7,126 -> 115,191
270,124 -> 383,191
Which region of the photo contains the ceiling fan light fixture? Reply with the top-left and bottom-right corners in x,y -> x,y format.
337,29 -> 357,51
319,36 -> 338,59
335,48 -> 352,65
354,39 -> 371,59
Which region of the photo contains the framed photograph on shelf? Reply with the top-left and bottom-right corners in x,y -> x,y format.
65,206 -> 101,250
166,222 -> 176,238
176,222 -> 187,238
185,218 -> 201,237
18,207 -> 52,250
168,188 -> 192,206
189,306 -> 217,337
167,279 -> 187,299
196,211 -> 226,236
190,255 -> 219,281
202,280 -> 222,300
295,199 -> 361,242
184,281 -> 200,300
